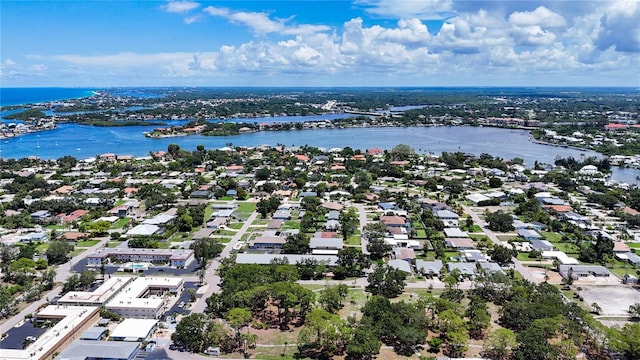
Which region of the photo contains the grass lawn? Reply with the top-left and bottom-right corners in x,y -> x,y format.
216,230 -> 237,236
252,219 -> 270,226
216,237 -> 232,243
76,240 -> 100,247
346,235 -> 361,246
226,223 -> 244,230
627,242 -> 640,249
541,231 -> 562,242
204,206 -> 214,221
469,234 -> 489,242
237,202 -> 256,213
106,241 -> 121,248
517,252 -> 542,262
283,221 -> 300,230
415,229 -> 427,238
218,196 -> 235,201
114,199 -> 126,206
111,217 -> 130,229
69,249 -> 85,257
553,242 -> 580,254
156,241 -> 171,249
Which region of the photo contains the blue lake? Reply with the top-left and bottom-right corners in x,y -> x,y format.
0,121 -> 637,185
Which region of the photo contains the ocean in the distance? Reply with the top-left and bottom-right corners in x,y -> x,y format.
0,88 -> 95,107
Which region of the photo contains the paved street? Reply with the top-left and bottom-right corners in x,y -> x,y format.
354,203 -> 369,254
461,205 -> 538,283
190,211 -> 258,313
0,237 -> 110,335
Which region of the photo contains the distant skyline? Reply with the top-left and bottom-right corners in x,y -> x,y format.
1,0 -> 639,87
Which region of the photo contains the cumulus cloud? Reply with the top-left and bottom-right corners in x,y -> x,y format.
508,6 -> 567,27
594,0 -> 640,52
161,1 -> 200,14
5,59 -> 17,66
357,0 -> 455,19
203,6 -> 330,35
18,2 -> 640,86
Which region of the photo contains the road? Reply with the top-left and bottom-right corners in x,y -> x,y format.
353,203 -> 369,254
0,236 -> 110,335
190,211 -> 258,313
461,205 -> 538,284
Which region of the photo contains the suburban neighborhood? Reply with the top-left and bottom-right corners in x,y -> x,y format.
0,143 -> 639,360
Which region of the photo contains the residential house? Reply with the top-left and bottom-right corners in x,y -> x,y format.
518,228 -> 542,241
415,259 -> 443,276
436,209 -> 459,228
249,236 -> 287,251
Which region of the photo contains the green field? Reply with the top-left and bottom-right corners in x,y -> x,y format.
237,202 -> 257,213
76,240 -> 100,247
111,218 -> 130,229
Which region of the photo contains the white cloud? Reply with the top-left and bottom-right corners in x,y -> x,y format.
184,14 -> 204,24
161,1 -> 200,14
5,59 -> 17,66
14,2 -> 640,86
203,6 -> 330,35
508,6 -> 567,28
357,0 -> 454,19
593,0 -> 640,52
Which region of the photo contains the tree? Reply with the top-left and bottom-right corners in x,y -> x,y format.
46,240 -> 74,265
482,328 -> 517,360
167,144 -> 181,158
444,329 -> 469,358
629,302 -> 640,320
172,313 -> 232,353
318,284 -> 348,314
176,213 -> 193,232
296,258 -> 327,280
485,211 -> 514,232
282,232 -> 310,254
591,302 -> 602,315
364,222 -> 391,260
345,326 -> 381,360
297,308 -> 350,358
8,258 -> 37,286
256,196 -> 281,218
488,245 -> 516,265
337,248 -> 371,277
389,144 -> 415,161
466,299 -> 491,339
191,238 -> 224,265
226,308 -> 252,352
488,177 -> 503,188
339,208 -> 359,242
366,265 -> 406,298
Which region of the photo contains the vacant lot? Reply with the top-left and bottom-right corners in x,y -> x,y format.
580,286 -> 640,316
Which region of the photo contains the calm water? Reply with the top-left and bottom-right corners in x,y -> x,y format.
0,122 -> 637,184
0,88 -> 96,106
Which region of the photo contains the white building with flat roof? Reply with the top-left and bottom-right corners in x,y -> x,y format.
105,277 -> 183,319
110,319 -> 158,342
3,305 -> 100,360
86,247 -> 195,267
58,276 -> 133,306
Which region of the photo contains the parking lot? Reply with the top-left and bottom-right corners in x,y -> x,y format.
0,320 -> 48,350
580,285 -> 640,316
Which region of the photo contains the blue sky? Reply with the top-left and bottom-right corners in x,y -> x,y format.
1,0 -> 639,87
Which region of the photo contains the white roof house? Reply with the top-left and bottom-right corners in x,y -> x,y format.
126,224 -> 159,237
110,319 -> 158,341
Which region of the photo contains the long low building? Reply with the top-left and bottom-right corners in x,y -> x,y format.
55,340 -> 139,360
3,305 -> 100,360
105,277 -> 183,319
235,253 -> 338,266
86,247 -> 195,267
58,276 -> 133,306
